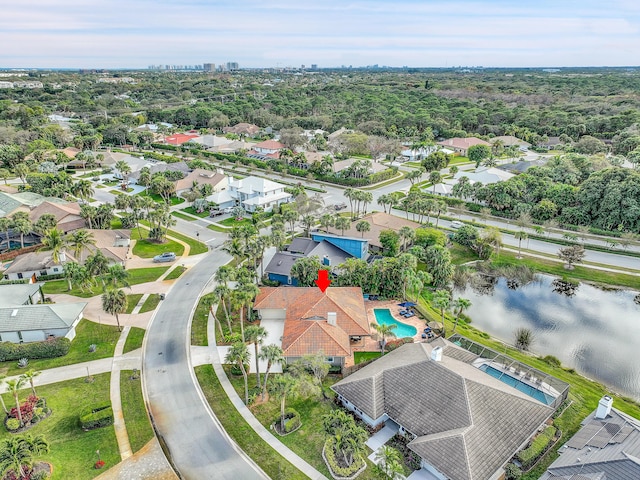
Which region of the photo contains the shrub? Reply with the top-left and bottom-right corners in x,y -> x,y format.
5,417 -> 20,431
517,425 -> 557,469
79,405 -> 114,430
88,344 -> 97,353
385,337 -> 414,352
35,273 -> 65,281
0,337 -> 70,362
541,355 -> 562,367
17,358 -> 28,368
504,463 -> 522,480
282,408 -> 301,433
323,437 -> 365,478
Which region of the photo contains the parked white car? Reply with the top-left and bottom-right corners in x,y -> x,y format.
450,221 -> 464,229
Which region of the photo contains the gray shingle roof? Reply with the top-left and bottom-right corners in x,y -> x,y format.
332,342 -> 553,480
541,407 -> 640,480
0,283 -> 43,307
0,303 -> 86,331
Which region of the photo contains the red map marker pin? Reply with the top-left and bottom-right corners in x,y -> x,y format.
315,270 -> 331,293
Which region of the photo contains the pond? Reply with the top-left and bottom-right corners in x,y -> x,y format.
456,274 -> 640,401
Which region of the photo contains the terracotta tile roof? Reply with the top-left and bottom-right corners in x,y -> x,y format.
223,123 -> 260,136
29,201 -> 84,232
174,169 -> 226,192
164,133 -> 199,145
436,137 -> 491,150
255,287 -> 370,358
254,140 -> 285,150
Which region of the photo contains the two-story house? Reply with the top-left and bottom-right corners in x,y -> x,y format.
226,176 -> 292,213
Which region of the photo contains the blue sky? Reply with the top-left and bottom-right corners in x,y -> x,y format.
2,0 -> 640,69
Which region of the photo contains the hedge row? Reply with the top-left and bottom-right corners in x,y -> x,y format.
79,404 -> 114,430
36,273 -> 65,281
517,425 -> 557,469
0,337 -> 70,362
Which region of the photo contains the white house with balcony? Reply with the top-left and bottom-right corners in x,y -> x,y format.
226,176 -> 292,213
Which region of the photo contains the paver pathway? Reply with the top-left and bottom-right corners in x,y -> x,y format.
111,326 -> 133,460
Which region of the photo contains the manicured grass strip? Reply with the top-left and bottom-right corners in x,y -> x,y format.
135,192 -> 185,205
218,217 -> 253,227
492,251 -> 640,289
207,224 -> 230,233
354,351 -> 381,364
139,294 -> 161,313
132,233 -> 185,258
0,319 -> 120,376
128,266 -> 170,285
194,365 -> 306,480
0,373 -> 119,480
192,293 -> 214,346
42,280 -> 99,298
123,327 -> 145,354
171,211 -> 197,221
125,294 -> 143,314
138,220 -> 208,255
120,370 -> 154,453
181,206 -> 209,218
164,266 -> 186,280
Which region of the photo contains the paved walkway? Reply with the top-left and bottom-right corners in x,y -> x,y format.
206,311 -> 328,480
111,326 -> 133,460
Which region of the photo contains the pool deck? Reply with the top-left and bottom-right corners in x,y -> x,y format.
348,300 -> 429,367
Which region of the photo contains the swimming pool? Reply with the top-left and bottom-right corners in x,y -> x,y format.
479,364 -> 555,405
373,309 -> 417,338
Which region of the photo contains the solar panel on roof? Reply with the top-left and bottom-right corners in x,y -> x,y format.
586,430 -> 612,448
611,424 -> 634,443
604,422 -> 622,435
566,423 -> 603,449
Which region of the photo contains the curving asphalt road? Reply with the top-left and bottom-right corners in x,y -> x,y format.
142,250 -> 267,480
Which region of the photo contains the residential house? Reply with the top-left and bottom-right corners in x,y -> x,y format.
187,135 -> 234,150
453,166 -> 515,185
75,229 -> 131,266
29,201 -> 84,233
211,140 -> 257,155
0,192 -> 69,218
340,212 -> 421,251
490,135 -> 531,150
538,136 -> 563,150
328,127 -> 352,142
3,251 -> 66,280
223,123 -> 261,137
163,133 -> 199,146
0,302 -> 86,343
66,150 -> 122,170
0,283 -> 44,307
265,233 -> 368,285
253,286 -> 370,367
436,137 -> 491,156
332,158 -> 387,175
400,146 -> 438,162
540,396 -> 640,480
225,176 -> 292,213
174,169 -> 227,196
333,339 -> 565,480
248,140 -> 285,159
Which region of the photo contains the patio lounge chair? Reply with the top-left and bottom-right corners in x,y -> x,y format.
405,312 -> 415,318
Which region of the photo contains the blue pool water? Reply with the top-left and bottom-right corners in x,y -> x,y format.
479,364 -> 555,405
373,309 -> 417,338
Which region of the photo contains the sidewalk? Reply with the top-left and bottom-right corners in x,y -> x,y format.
111,326 -> 133,460
206,311 -> 328,480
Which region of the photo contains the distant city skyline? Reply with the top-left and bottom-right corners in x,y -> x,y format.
2,0 -> 640,69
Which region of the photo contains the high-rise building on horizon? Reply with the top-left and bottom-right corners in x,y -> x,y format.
226,62 -> 239,71
203,63 -> 215,72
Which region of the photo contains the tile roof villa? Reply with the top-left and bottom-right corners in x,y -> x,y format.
253,286 -> 370,366
332,336 -> 569,480
437,137 -> 491,156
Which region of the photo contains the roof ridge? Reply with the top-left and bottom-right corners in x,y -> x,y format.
459,380 -> 474,480
282,321 -> 316,354
316,322 -> 351,356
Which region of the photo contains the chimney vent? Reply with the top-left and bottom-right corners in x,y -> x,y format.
595,395 -> 613,419
323,255 -> 331,266
59,251 -> 67,263
327,312 -> 337,326
431,346 -> 443,362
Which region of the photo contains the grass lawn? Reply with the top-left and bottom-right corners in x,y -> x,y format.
0,373 -> 119,480
42,280 -> 101,298
171,211 -> 196,221
120,370 -> 154,453
137,220 -> 208,256
219,217 -> 253,228
225,369 -> 381,479
128,266 -> 170,285
164,266 -> 186,280
449,155 -> 472,165
125,294 -> 143,314
77,170 -> 102,178
139,294 -> 161,313
0,320 -> 120,377
103,180 -> 118,186
354,351 -> 381,364
492,251 -> 640,289
181,206 -> 210,218
136,192 -> 185,206
207,224 -> 230,233
123,327 -> 145,354
194,365 -> 307,480
131,227 -> 185,257
449,243 -> 480,265
192,293 -> 215,346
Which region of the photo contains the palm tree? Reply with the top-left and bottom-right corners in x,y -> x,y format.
67,229 -> 96,260
71,179 -> 94,203
225,342 -> 250,405
0,377 -> 8,415
115,160 -> 132,184
39,228 -> 67,264
398,226 -> 414,251
0,218 -> 11,250
334,216 -> 351,236
269,373 -> 299,433
370,322 -> 397,356
213,285 -> 232,332
222,238 -> 245,265
245,325 -> 267,389
85,249 -> 110,285
80,203 -> 98,229
101,288 -> 128,331
355,220 -> 370,238
232,284 -> 259,342
374,445 -> 403,480
13,164 -> 30,185
63,261 -> 84,292
452,297 -> 472,333
11,214 -> 31,250
258,344 -> 284,401
0,435 -> 49,480
5,378 -> 25,427
104,264 -> 130,289
514,231 -> 528,259
319,214 -> 334,233
344,188 -> 355,218
19,370 -> 40,397
432,289 -> 451,337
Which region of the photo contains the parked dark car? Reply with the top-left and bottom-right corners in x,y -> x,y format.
334,202 -> 347,210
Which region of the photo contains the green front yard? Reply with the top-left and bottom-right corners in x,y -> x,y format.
0,320 -> 120,377
120,370 -> 154,453
181,206 -> 210,218
218,217 -> 253,228
128,266 -> 170,285
125,294 -> 143,314
171,211 -> 196,221
354,351 -> 381,364
123,327 -> 145,354
0,373 -> 119,480
139,294 -> 161,313
135,192 -> 185,205
164,266 -> 186,280
131,227 -> 185,258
